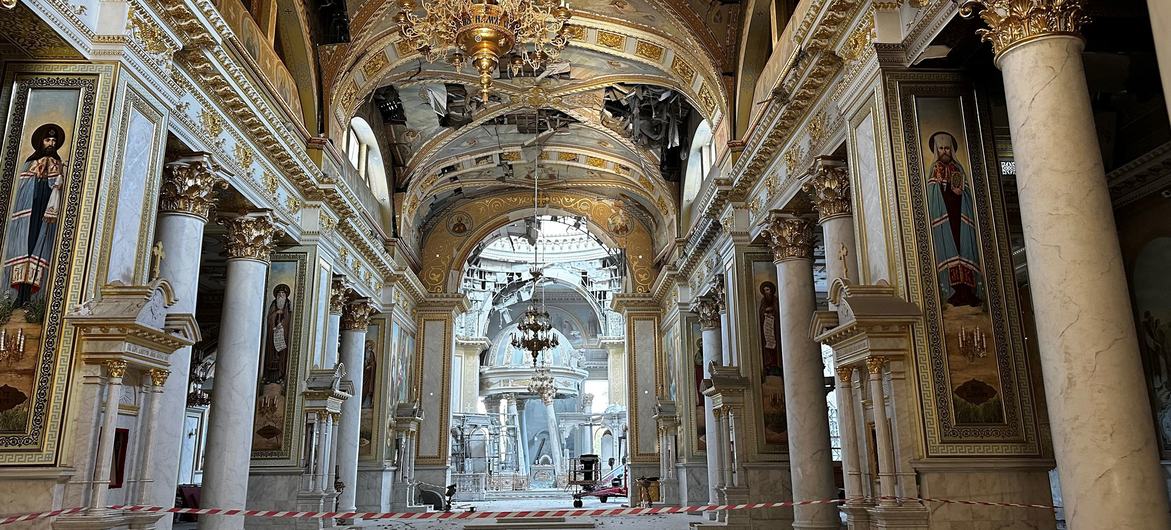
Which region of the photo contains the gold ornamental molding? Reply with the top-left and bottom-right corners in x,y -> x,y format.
104,360 -> 128,379
959,0 -> 1091,61
835,365 -> 854,384
329,276 -> 348,315
148,368 -> 171,387
221,212 -> 277,262
763,216 -> 815,262
802,157 -> 851,223
159,156 -> 228,221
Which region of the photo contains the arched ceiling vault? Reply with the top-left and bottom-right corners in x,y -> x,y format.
328,2 -> 736,253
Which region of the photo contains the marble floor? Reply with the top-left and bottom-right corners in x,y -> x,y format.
173,495 -> 705,529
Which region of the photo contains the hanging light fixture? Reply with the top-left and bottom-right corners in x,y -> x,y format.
394,0 -> 573,103
527,363 -> 557,404
509,126 -> 559,365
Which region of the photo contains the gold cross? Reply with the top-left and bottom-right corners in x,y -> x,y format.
151,241 -> 165,280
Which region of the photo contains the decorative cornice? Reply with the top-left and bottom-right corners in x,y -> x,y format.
960,0 -> 1091,61
159,155 -> 228,220
762,216 -> 815,262
802,157 -> 851,223
220,213 -> 277,262
341,298 -> 374,330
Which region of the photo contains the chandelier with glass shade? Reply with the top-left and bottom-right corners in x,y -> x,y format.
394,0 -> 573,103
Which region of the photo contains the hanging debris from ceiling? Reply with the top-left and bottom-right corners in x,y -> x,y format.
603,84 -> 692,182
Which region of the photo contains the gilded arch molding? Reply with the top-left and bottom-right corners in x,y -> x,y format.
418,191 -> 657,294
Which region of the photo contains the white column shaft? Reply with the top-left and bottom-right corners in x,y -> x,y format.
1000,35 -> 1171,529
867,367 -> 896,505
152,212 -> 208,519
199,258 -> 269,530
821,216 -> 859,287
336,327 -> 368,511
775,258 -> 836,529
136,384 -> 165,504
835,372 -> 864,504
700,325 -> 724,503
543,400 -> 565,477
90,372 -> 124,511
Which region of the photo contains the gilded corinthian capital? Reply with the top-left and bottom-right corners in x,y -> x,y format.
960,0 -> 1091,59
160,156 -> 228,221
763,216 -> 815,262
329,276 -> 348,315
802,158 -> 851,223
691,297 -> 721,331
342,298 -> 374,330
220,213 -> 276,262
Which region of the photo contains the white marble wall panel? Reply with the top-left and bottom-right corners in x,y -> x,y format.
633,318 -> 657,457
418,319 -> 448,458
106,107 -> 156,283
853,112 -> 891,283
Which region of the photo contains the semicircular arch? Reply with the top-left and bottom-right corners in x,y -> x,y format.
420,193 -> 656,295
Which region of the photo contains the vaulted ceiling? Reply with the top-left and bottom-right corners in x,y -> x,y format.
324,0 -> 742,248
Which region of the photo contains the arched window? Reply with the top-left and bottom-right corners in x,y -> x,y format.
681,119 -> 714,228
344,117 -> 392,211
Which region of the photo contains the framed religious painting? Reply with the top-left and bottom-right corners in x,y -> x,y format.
359,318 -> 384,459
252,252 -> 308,460
886,71 -> 1042,457
740,252 -> 788,454
0,64 -> 113,465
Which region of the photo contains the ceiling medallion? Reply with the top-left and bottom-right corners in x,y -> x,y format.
395,0 -> 573,103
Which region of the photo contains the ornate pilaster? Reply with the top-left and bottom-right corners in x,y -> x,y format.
762,216 -> 815,262
159,156 -> 228,221
802,157 -> 851,223
221,213 -> 276,262
960,0 -> 1090,61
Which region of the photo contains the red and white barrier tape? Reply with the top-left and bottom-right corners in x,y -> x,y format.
0,497 -> 1059,526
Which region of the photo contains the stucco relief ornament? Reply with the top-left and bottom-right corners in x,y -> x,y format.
160,160 -> 228,221
607,205 -> 631,238
959,0 -> 1091,60
220,213 -> 277,262
763,216 -> 814,262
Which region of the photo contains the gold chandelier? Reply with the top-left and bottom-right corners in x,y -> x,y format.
395,0 -> 573,103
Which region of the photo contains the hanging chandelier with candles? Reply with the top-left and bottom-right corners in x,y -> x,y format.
394,0 -> 573,103
511,294 -> 559,366
528,364 -> 557,404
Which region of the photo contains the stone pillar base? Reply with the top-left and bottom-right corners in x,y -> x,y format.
842,504 -> 872,530
867,504 -> 929,529
721,485 -> 752,527
55,511 -> 166,530
293,491 -> 328,530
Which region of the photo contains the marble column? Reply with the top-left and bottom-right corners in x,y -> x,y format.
89,360 -> 127,513
1149,0 -> 1171,123
834,367 -> 864,505
804,157 -> 859,287
134,369 -> 170,504
325,277 -> 346,495
542,399 -> 565,478
509,396 -> 529,475
151,156 -> 225,525
964,2 -> 1171,527
336,298 -> 373,512
313,412 -> 331,493
692,297 -> 723,505
764,216 -> 836,530
865,357 -> 896,506
199,213 -> 276,530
